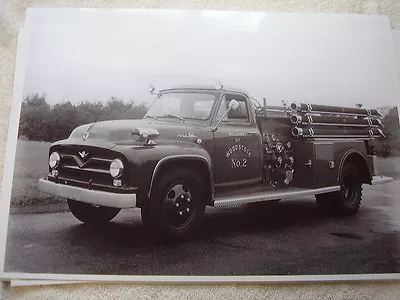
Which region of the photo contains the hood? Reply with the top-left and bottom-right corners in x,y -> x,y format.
61,119 -> 205,149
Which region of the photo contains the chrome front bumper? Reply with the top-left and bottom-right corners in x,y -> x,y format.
38,178 -> 137,208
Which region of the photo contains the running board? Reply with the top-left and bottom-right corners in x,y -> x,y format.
370,175 -> 394,185
213,186 -> 340,208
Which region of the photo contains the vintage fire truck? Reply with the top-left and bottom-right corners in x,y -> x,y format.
39,84 -> 393,239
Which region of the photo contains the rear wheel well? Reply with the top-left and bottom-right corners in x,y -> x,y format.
341,152 -> 371,184
150,159 -> 213,205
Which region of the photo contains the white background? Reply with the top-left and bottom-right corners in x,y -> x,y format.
23,8 -> 400,108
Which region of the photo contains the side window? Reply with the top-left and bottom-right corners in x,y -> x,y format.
216,93 -> 250,123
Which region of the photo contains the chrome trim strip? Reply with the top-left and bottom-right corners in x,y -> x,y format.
213,186 -> 341,208
370,176 -> 394,185
147,154 -> 212,198
38,178 -> 136,208
90,157 -> 114,163
62,165 -> 110,174
62,154 -> 113,168
214,177 -> 262,188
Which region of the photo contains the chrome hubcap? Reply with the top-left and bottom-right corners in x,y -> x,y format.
164,183 -> 194,228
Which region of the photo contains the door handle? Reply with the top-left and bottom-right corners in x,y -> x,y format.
304,159 -> 312,168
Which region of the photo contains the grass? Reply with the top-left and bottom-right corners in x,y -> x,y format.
9,140 -> 67,213
7,140 -> 400,214
374,156 -> 400,180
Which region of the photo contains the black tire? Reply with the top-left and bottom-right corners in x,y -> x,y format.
147,167 -> 206,240
67,200 -> 121,224
316,162 -> 362,215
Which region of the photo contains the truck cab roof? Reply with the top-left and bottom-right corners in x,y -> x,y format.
159,85 -> 250,96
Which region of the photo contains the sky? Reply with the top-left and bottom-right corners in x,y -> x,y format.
22,8 -> 400,108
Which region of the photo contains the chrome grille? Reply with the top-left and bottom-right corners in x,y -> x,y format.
53,146 -> 124,188
61,154 -> 112,174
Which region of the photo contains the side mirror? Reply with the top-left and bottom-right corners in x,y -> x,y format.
212,99 -> 241,132
229,99 -> 240,111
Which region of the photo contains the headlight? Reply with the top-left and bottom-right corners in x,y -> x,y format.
109,159 -> 124,178
49,152 -> 61,169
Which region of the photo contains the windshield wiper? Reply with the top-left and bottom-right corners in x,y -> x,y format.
157,114 -> 185,122
144,115 -> 158,120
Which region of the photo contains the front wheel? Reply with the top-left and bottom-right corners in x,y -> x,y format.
316,162 -> 362,215
147,167 -> 206,240
67,200 -> 121,224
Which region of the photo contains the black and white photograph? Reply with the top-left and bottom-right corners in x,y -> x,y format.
1,8 -> 400,281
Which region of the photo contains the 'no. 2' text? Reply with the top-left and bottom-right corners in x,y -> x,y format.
231,158 -> 247,168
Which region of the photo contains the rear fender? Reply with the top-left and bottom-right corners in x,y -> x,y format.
337,149 -> 371,184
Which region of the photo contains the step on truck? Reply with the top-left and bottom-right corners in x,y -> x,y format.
38,83 -> 393,239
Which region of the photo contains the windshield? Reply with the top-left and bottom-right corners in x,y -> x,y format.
145,92 -> 218,121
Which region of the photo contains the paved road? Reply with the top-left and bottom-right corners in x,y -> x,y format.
4,181 -> 400,276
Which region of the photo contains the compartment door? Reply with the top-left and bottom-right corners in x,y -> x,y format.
314,142 -> 337,188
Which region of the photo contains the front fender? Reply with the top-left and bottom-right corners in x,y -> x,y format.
112,143 -> 213,205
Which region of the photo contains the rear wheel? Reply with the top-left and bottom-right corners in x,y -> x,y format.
147,167 -> 206,240
67,200 -> 121,224
316,162 -> 362,215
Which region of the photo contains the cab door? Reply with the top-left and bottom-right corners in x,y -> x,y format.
213,92 -> 262,186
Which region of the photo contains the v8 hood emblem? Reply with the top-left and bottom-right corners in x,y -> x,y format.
78,151 -> 89,159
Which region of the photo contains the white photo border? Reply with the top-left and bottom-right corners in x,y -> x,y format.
1,9 -> 400,284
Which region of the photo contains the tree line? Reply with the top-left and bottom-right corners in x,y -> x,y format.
18,94 -> 148,142
374,106 -> 400,157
